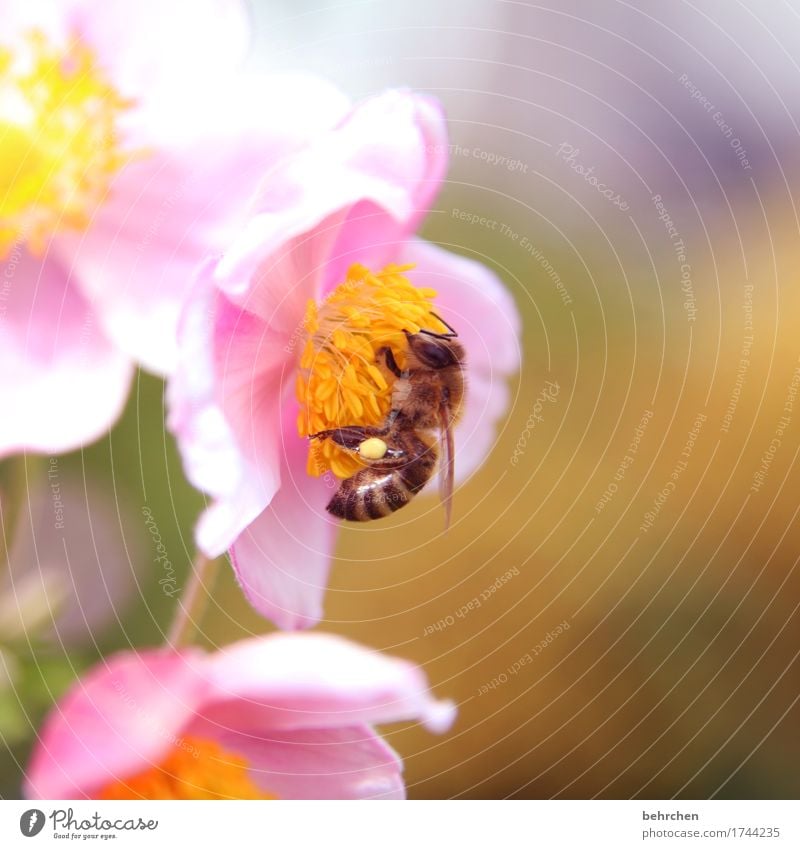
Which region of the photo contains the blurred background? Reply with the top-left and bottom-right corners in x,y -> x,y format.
2,0 -> 800,798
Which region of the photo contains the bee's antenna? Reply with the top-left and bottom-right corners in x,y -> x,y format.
423,311 -> 458,338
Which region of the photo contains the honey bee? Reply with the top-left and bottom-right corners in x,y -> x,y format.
311,314 -> 466,527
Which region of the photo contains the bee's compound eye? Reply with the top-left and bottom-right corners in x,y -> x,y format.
359,437 -> 388,460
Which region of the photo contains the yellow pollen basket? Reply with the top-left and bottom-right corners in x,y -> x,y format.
97,736 -> 276,800
359,437 -> 388,460
296,263 -> 447,479
0,30 -> 135,257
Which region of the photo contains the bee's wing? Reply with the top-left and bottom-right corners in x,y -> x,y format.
438,402 -> 455,530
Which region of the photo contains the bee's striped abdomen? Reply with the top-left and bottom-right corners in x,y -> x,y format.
327,470 -> 413,521
325,426 -> 438,522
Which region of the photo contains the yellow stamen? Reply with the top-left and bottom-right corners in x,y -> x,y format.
0,30 -> 136,257
97,736 -> 276,800
296,263 -> 447,478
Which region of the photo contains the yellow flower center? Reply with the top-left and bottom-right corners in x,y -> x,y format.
296,262 -> 447,478
0,29 -> 134,257
97,736 -> 275,800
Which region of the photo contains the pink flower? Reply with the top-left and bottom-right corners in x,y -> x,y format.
25,633 -> 455,800
0,0 -> 349,456
168,91 -> 519,628
168,90 -> 521,629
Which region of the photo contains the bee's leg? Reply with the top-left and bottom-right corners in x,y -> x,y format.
310,425 -> 388,452
420,311 -> 458,338
374,349 -> 405,425
376,346 -> 403,378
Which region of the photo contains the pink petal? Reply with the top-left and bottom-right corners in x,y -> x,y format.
216,89 -> 448,316
0,249 -> 133,457
66,0 -> 250,106
212,282 -> 300,474
167,267 -> 277,556
212,207 -> 348,344
399,238 -> 521,375
205,724 -> 405,800
25,649 -> 205,800
200,632 -> 457,733
63,74 -> 350,375
229,410 -> 339,629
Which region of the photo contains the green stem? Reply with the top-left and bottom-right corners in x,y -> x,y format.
166,553 -> 219,648
0,454 -> 33,569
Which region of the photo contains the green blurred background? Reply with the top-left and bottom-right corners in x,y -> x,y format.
2,0 -> 800,798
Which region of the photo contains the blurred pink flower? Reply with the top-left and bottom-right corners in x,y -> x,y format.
25,633 -> 455,800
167,90 -> 521,629
0,0 -> 349,456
